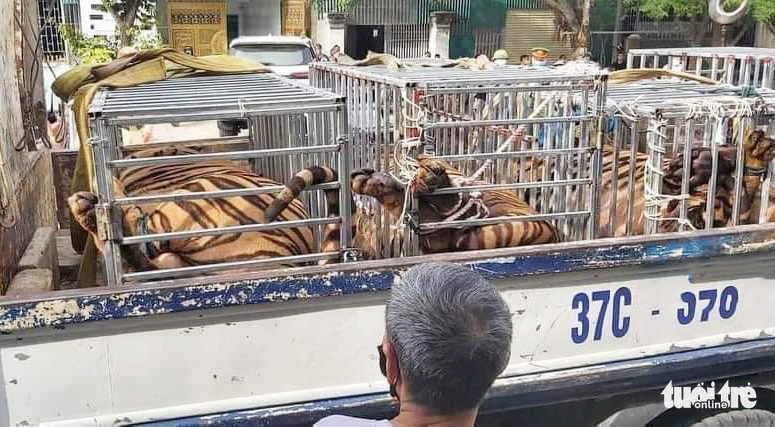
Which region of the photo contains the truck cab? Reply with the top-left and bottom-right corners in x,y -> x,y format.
218,36 -> 317,136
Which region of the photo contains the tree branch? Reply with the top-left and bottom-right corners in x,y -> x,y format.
729,24 -> 748,45
124,0 -> 143,29
543,0 -> 580,28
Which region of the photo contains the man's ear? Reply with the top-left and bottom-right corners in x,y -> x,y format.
382,338 -> 402,389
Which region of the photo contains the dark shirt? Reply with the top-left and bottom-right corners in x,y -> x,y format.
612,60 -> 627,71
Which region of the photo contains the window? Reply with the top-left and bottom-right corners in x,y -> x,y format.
227,15 -> 239,45
230,44 -> 312,66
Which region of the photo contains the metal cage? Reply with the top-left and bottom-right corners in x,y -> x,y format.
627,47 -> 775,88
310,61 -> 608,256
604,80 -> 775,237
87,74 -> 350,287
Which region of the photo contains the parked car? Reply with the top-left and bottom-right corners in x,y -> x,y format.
219,36 -> 318,136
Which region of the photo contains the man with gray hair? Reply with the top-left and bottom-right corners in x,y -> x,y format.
315,262 -> 513,426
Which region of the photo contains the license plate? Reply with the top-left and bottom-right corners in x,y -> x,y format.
500,259 -> 775,376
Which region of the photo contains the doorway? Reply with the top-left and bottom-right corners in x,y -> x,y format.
346,25 -> 385,59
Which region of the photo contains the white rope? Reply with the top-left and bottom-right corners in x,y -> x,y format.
386,91 -> 430,236
641,117 -> 698,231
237,97 -> 247,118
444,177 -> 490,222
387,89 -> 566,237
469,93 -> 556,182
609,98 -> 640,123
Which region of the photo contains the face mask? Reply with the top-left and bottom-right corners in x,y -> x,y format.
533,60 -> 546,67
494,59 -> 507,66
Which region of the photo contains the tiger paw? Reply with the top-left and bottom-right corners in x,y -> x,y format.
351,169 -> 402,197
351,168 -> 404,215
68,191 -> 99,235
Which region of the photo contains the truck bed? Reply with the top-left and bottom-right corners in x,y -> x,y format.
2,224 -> 775,425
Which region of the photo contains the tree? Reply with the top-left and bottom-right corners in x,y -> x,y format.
101,0 -> 155,48
543,0 -> 595,58
630,0 -> 775,47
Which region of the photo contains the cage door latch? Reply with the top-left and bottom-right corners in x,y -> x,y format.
95,204 -> 114,241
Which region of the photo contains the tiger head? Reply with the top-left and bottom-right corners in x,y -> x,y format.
410,157 -> 452,194
743,129 -> 775,174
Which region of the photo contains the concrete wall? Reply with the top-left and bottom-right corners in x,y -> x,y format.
755,23 -> 775,48
231,0 -> 281,36
157,0 -> 170,45
15,0 -> 46,145
0,152 -> 57,294
1,1 -> 57,292
79,0 -> 117,37
310,4 -> 320,44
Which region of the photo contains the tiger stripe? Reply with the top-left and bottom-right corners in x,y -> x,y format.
267,157 -> 559,257
515,129 -> 775,236
68,146 -> 327,274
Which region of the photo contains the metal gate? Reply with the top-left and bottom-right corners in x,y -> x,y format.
501,9 -> 573,63
385,24 -> 429,58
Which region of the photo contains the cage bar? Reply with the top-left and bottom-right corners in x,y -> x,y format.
86,74 -> 349,286
627,48 -> 775,88
312,61 -> 607,253
604,79 -> 775,236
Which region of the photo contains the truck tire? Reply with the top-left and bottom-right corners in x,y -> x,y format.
690,409 -> 775,427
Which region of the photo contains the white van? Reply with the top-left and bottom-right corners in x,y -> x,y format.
229,35 -> 317,82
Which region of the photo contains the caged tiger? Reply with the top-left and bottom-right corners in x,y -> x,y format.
512,128 -> 775,236
68,129 -> 775,277
266,155 -> 560,260
70,149 -> 569,277
69,146 -> 326,273
69,145 -> 561,277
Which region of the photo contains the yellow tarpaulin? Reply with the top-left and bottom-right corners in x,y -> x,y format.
57,48 -> 269,287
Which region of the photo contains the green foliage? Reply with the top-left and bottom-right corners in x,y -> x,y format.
335,0 -> 360,10
131,30 -> 168,50
59,25 -> 166,64
750,0 -> 775,28
101,0 -> 156,46
630,0 -> 775,25
591,0 -> 618,30
626,0 -> 704,20
309,0 -> 362,13
58,26 -> 116,64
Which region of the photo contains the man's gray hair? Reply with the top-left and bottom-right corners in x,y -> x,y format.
386,262 -> 512,414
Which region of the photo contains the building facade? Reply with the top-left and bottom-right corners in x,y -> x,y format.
310,0 -> 573,61
156,0 -> 309,55
79,0 -> 116,37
